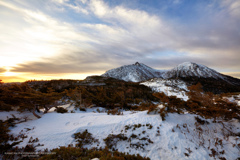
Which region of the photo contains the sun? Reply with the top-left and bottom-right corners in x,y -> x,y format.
3,71 -> 17,77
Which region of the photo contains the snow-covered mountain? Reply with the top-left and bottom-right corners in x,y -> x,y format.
102,62 -> 227,82
102,61 -> 240,93
163,62 -> 225,79
102,62 -> 164,82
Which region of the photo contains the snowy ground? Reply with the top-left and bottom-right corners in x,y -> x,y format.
224,93 -> 240,106
141,78 -> 189,101
1,105 -> 239,160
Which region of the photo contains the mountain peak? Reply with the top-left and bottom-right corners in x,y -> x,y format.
175,62 -> 199,68
163,62 -> 224,79
134,62 -> 140,66
102,62 -> 164,82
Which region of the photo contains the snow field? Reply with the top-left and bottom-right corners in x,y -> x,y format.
2,108 -> 239,160
141,78 -> 189,101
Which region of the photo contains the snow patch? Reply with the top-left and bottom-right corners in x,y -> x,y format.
141,78 -> 189,101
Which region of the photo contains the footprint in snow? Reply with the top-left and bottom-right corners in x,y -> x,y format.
73,122 -> 79,126
65,122 -> 70,126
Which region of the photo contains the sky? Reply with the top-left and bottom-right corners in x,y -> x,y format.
0,0 -> 240,82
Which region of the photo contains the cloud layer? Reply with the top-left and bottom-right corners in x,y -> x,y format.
0,0 -> 240,81
0,68 -> 6,73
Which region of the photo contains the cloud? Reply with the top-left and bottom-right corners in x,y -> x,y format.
51,0 -> 89,14
0,0 -> 98,67
220,0 -> 240,19
11,52 -> 116,74
0,68 -> 6,73
1,0 -> 240,81
84,0 -> 240,71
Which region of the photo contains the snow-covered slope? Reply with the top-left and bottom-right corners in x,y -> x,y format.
102,62 -> 164,82
141,78 -> 189,101
3,108 -> 240,160
163,62 -> 225,79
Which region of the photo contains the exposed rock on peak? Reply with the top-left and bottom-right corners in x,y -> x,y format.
134,62 -> 140,66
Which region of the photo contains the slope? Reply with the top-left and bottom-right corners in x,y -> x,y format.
141,78 -> 189,101
3,107 -> 240,160
102,62 -> 164,82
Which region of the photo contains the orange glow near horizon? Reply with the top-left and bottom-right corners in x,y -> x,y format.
1,71 -> 240,83
0,72 -> 102,83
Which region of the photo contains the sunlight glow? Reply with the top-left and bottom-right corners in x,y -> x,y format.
3,71 -> 17,77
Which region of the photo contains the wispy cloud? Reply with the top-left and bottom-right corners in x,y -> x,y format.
220,0 -> 240,19
0,0 -> 98,66
1,0 -> 240,81
11,52 -> 114,74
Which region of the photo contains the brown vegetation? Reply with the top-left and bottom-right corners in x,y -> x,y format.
39,146 -> 150,160
73,129 -> 99,148
153,83 -> 240,121
0,82 -> 62,118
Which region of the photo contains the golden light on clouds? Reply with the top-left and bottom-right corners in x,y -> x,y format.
0,0 -> 240,83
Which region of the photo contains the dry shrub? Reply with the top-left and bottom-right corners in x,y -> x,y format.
55,107 -> 68,113
195,116 -> 209,125
138,101 -> 153,111
73,129 -> 99,148
147,104 -> 158,114
39,146 -> 150,160
107,108 -> 122,115
159,106 -> 167,121
104,134 -> 128,149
